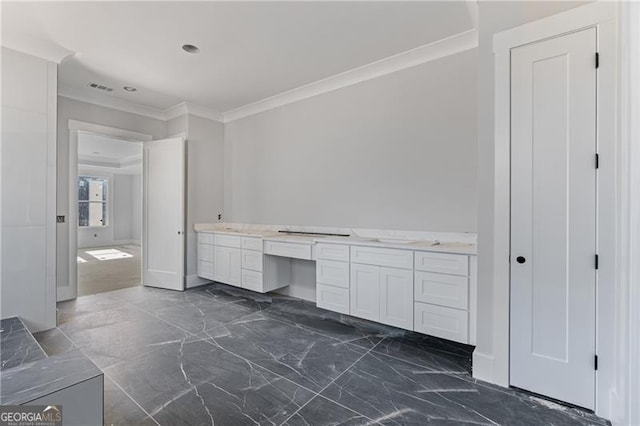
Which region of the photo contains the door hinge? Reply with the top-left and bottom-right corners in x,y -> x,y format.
594,355 -> 598,370
595,254 -> 599,270
595,52 -> 600,69
595,153 -> 599,169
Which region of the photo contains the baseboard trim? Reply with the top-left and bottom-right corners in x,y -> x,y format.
186,274 -> 211,289
472,350 -> 497,383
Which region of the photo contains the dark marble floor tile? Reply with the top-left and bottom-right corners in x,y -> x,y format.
58,302 -> 153,336
0,317 -> 25,333
104,376 -> 158,426
321,351 -> 486,425
108,285 -> 209,311
265,299 -> 396,349
33,328 -> 77,356
1,327 -> 47,371
151,359 -> 314,426
283,396 -> 373,426
439,381 -> 608,426
193,283 -> 292,311
372,332 -> 473,373
57,293 -> 123,325
151,296 -> 256,334
63,315 -> 190,369
204,313 -> 367,391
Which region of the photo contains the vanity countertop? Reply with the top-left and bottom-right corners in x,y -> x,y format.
194,223 -> 477,255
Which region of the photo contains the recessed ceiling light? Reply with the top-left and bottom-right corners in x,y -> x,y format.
182,44 -> 200,54
92,151 -> 100,154
124,86 -> 137,92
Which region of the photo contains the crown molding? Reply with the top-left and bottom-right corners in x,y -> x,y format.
59,84 -> 168,121
164,101 -> 225,122
223,29 -> 478,122
1,37 -> 74,64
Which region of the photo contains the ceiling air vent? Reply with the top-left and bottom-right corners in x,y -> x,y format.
88,83 -> 114,92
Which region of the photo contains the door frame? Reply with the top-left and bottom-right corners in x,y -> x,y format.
59,120 -> 151,302
484,1 -> 621,420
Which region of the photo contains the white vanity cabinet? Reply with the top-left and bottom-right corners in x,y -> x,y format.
197,233 -> 215,280
413,251 -> 475,344
214,245 -> 241,287
350,247 -> 414,331
316,244 -> 350,314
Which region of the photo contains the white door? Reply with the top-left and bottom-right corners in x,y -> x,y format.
510,28 -> 597,409
350,263 -> 380,322
379,267 -> 413,330
143,137 -> 185,291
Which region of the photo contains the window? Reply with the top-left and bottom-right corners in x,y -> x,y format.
78,176 -> 108,227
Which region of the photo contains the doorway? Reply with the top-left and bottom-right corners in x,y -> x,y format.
509,28 -> 597,409
75,132 -> 143,296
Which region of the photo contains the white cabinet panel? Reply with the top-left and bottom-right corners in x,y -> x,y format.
351,246 -> 413,270
264,241 -> 312,260
198,260 -> 214,280
414,251 -> 468,276
241,269 -> 263,293
414,271 -> 468,310
316,243 -> 349,262
214,234 -> 241,248
242,249 -> 263,272
379,267 -> 413,330
198,244 -> 214,262
242,237 -> 262,251
350,263 -> 380,322
316,283 -> 349,314
316,260 -> 349,289
214,246 -> 241,287
198,233 -> 214,245
414,302 -> 468,343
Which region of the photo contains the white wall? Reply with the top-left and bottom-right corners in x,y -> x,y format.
56,97 -> 166,288
225,50 -> 477,232
184,114 -> 225,286
1,47 -> 57,331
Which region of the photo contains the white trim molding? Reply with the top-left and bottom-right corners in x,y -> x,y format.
1,38 -> 74,64
57,29 -> 477,124
60,85 -> 168,121
489,1 -> 623,422
223,29 -> 478,122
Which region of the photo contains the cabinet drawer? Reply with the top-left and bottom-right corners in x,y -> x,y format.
414,251 -> 468,276
241,269 -> 263,293
242,249 -> 263,272
242,237 -> 262,251
264,241 -> 312,260
414,271 -> 468,310
316,260 -> 349,289
316,284 -> 349,315
198,244 -> 214,262
213,234 -> 241,248
316,243 -> 349,262
198,260 -> 214,280
414,302 -> 468,343
198,232 -> 214,245
350,245 -> 413,270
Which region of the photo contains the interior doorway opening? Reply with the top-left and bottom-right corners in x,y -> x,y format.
76,132 -> 143,296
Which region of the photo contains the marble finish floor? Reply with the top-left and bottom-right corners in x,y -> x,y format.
48,283 -> 607,425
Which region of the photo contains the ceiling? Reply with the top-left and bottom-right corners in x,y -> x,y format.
1,1 -> 474,114
78,132 -> 142,174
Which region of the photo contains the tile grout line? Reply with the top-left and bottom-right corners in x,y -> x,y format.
55,327 -> 161,426
277,337 -> 387,425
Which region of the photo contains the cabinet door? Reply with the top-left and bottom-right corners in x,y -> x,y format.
350,263 -> 379,322
214,246 -> 241,287
379,267 -> 414,330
